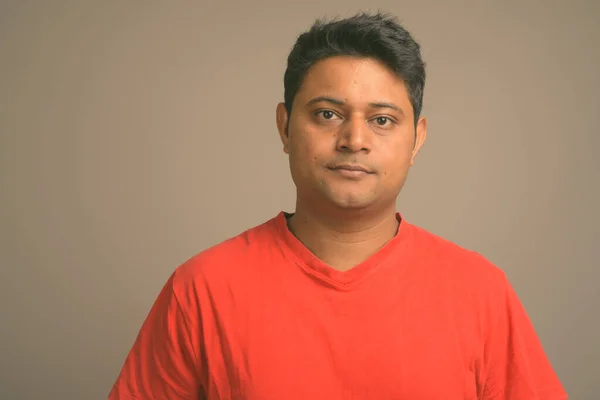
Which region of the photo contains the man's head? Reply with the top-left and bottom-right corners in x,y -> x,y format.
276,12 -> 427,215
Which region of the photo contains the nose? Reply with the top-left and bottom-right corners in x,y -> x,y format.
336,116 -> 372,154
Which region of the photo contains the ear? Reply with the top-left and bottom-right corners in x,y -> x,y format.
410,116 -> 427,166
276,102 -> 290,154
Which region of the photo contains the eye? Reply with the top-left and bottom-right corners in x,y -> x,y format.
323,110 -> 335,119
315,110 -> 340,120
375,117 -> 389,125
371,116 -> 395,128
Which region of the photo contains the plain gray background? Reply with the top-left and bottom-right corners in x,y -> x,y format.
1,1 -> 598,399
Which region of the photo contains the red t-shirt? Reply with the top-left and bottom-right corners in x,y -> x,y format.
109,212 -> 567,399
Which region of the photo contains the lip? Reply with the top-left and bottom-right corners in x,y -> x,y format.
329,164 -> 372,173
328,164 -> 373,178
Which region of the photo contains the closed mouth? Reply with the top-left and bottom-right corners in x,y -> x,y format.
329,164 -> 372,174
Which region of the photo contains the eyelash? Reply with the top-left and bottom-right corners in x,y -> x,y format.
315,110 -> 339,120
315,110 -> 396,127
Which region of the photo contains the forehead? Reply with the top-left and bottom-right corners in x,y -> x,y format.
297,56 -> 411,109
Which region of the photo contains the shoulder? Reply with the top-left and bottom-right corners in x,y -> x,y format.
403,220 -> 509,292
402,221 -> 518,341
170,214 -> 281,289
401,224 -> 567,397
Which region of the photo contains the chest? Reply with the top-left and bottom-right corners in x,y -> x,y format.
199,284 -> 481,400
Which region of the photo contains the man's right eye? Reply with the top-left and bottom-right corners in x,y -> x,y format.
316,110 -> 339,120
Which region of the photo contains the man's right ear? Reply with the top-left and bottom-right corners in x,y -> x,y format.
276,102 -> 290,154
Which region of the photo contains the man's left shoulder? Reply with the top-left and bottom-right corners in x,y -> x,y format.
405,221 -> 508,287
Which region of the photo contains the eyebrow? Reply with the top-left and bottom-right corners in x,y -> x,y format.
305,96 -> 405,116
305,96 -> 346,107
369,102 -> 404,116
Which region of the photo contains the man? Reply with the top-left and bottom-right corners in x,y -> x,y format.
109,12 -> 567,399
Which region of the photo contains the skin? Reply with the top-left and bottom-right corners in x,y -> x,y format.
276,55 -> 427,270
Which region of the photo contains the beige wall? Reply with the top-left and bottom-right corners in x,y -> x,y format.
1,1 -> 598,399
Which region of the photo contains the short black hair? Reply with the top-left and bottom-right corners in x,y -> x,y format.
283,11 -> 426,126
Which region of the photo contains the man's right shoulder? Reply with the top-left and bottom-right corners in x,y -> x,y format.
171,215 -> 281,284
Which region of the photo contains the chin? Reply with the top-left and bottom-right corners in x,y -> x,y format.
327,194 -> 375,210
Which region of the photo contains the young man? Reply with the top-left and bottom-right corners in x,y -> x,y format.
109,12 -> 567,400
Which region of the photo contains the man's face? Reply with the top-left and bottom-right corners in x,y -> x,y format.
276,56 -> 426,212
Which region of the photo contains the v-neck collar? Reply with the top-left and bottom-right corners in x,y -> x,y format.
271,211 -> 411,290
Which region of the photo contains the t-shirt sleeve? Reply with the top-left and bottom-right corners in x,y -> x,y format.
481,275 -> 568,399
108,273 -> 202,399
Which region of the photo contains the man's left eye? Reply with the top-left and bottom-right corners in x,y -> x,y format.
374,117 -> 390,125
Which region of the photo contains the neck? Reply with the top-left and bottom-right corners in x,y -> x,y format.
287,201 -> 400,271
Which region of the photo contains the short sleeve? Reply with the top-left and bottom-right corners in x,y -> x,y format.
108,273 -> 202,399
481,275 -> 568,399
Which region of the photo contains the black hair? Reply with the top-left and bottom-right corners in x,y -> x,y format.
283,11 -> 426,126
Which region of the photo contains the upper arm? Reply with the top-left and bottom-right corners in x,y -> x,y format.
481,276 -> 567,400
108,273 -> 202,400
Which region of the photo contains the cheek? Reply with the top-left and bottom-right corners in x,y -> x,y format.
378,145 -> 413,182
291,132 -> 329,164
288,137 -> 320,180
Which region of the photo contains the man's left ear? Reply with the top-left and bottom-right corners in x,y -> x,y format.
410,116 -> 427,166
